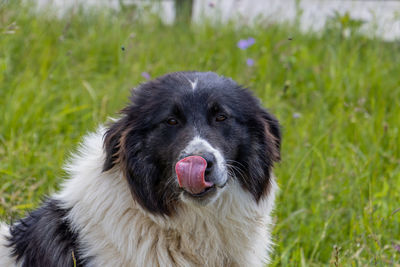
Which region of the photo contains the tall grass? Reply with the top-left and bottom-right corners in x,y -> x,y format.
0,1 -> 399,265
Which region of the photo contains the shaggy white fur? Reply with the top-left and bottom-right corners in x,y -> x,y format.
1,127 -> 277,266
0,223 -> 19,266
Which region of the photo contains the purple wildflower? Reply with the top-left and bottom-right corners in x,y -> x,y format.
293,112 -> 302,119
394,244 -> 400,253
141,72 -> 151,80
237,37 -> 255,50
208,2 -> 215,8
246,58 -> 254,66
247,37 -> 255,46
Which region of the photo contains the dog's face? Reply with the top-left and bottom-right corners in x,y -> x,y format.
103,72 -> 281,215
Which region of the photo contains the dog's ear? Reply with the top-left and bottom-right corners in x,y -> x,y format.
103,118 -> 173,214
103,119 -> 126,172
260,109 -> 281,162
234,107 -> 281,202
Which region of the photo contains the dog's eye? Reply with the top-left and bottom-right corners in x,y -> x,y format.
215,115 -> 227,122
167,118 -> 178,125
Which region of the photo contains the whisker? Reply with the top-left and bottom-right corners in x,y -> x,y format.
225,163 -> 246,181
226,159 -> 247,170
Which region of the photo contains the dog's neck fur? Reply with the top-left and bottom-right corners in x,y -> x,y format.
54,128 -> 276,267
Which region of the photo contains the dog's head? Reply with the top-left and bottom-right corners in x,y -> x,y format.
103,72 -> 281,215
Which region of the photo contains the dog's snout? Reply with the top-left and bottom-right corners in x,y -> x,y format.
179,137 -> 227,188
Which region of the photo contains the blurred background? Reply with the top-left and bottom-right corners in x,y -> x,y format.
0,0 -> 399,265
37,0 -> 400,40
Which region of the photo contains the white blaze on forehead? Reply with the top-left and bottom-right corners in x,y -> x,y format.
187,77 -> 198,91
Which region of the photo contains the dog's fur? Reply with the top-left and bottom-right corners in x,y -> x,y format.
0,71 -> 281,266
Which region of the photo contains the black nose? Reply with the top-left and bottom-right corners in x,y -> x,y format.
202,153 -> 216,176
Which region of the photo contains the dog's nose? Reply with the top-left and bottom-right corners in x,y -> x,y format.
202,153 -> 216,176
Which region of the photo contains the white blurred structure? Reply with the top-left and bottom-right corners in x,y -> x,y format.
36,0 -> 400,40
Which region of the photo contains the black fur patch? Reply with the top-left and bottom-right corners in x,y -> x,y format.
7,199 -> 85,267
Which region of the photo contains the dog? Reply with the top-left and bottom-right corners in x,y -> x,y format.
0,71 -> 281,266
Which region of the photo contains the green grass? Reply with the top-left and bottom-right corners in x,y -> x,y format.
1,2 -> 399,266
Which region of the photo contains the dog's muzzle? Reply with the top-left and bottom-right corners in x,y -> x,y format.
176,137 -> 228,199
175,154 -> 217,195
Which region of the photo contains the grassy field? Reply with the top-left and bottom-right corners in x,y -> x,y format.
1,1 -> 399,266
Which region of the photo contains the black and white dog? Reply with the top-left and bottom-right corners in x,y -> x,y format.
0,71 -> 281,266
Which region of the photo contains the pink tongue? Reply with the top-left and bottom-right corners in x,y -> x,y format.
175,156 -> 213,194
